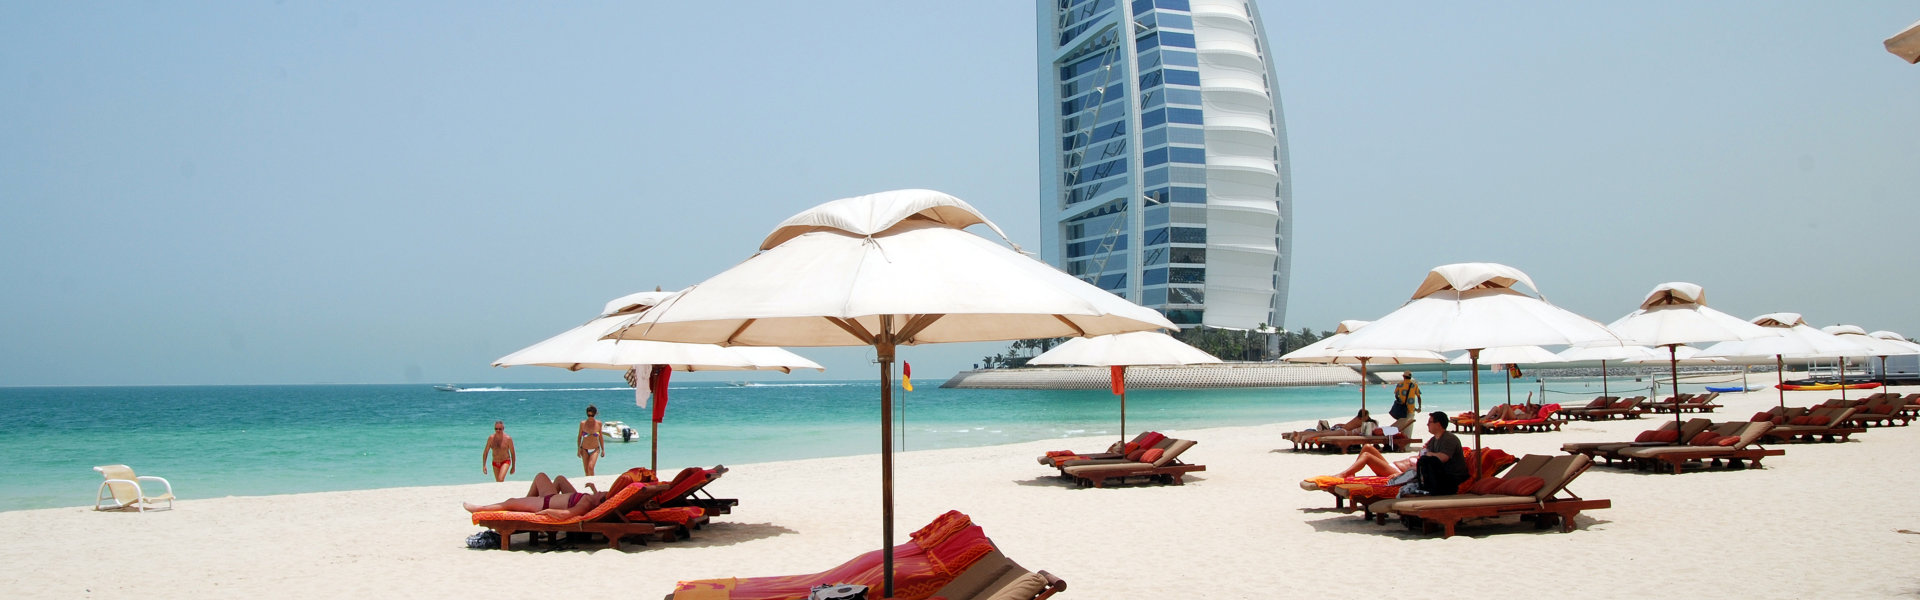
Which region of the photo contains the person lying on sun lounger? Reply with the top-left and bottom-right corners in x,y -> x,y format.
524,472 -> 594,498
1287,409 -> 1376,441
465,474 -> 607,518
1330,445 -> 1417,479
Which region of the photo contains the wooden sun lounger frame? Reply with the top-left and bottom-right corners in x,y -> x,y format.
1062,439 -> 1205,488
474,483 -> 710,551
1612,421 -> 1784,474
1579,397 -> 1646,420
1760,407 -> 1865,443
659,465 -> 738,516
1373,455 -> 1610,539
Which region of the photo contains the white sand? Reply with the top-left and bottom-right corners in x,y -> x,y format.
9,384 -> 1920,599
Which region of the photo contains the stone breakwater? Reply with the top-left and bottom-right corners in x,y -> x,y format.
939,363 -> 1364,390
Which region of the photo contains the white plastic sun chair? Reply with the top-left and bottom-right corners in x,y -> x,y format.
93,465 -> 174,512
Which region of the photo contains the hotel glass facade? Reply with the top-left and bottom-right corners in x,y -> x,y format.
1036,0 -> 1292,330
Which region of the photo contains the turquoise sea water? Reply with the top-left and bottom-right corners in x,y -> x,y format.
0,374 -> 1702,512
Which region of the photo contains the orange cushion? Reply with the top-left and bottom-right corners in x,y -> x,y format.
1809,415 -> 1831,426
1123,442 -> 1141,454
1751,411 -> 1774,422
1634,430 -> 1658,442
1139,448 -> 1165,463
1125,449 -> 1146,462
1469,477 -> 1504,495
1715,436 -> 1740,447
1770,415 -> 1786,425
1789,416 -> 1811,425
1652,430 -> 1680,443
1493,476 -> 1545,497
1689,432 -> 1720,446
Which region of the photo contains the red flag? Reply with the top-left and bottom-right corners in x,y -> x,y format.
649,364 -> 671,424
1110,365 -> 1127,396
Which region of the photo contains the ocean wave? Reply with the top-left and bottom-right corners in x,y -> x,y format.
725,382 -> 865,388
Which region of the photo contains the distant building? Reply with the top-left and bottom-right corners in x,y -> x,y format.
1035,0 -> 1292,330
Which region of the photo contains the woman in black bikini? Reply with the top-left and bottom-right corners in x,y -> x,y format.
578,405 -> 605,476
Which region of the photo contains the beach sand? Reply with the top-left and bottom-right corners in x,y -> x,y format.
8,384 -> 1920,599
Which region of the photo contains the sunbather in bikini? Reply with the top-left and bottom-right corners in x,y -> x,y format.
1286,409 -> 1376,441
1331,445 -> 1418,478
463,487 -> 607,518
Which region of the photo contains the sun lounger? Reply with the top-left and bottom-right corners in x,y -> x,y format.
1366,453 -> 1611,538
1312,416 -> 1416,454
1483,403 -> 1564,433
93,465 -> 174,512
1451,404 -> 1509,432
1758,406 -> 1865,443
1556,396 -> 1617,420
1060,439 -> 1204,488
1298,448 -> 1519,515
1614,421 -> 1783,474
1644,393 -> 1696,414
1041,432 -> 1174,476
1840,395 -> 1912,428
1580,397 -> 1647,420
1561,418 -> 1713,465
665,510 -> 1066,600
1037,431 -> 1154,469
471,481 -> 691,550
657,465 -> 739,516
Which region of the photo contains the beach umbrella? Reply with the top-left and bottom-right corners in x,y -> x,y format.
1027,331 -> 1220,441
605,189 -> 1175,596
1279,320 -> 1446,412
1449,345 -> 1563,408
1696,313 -> 1872,407
1888,18 -> 1920,64
493,290 -> 824,471
1869,331 -> 1920,390
1556,344 -> 1665,399
1327,262 -> 1622,451
1824,325 -> 1918,401
1607,283 -> 1776,429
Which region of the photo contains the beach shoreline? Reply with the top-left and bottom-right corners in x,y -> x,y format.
10,385 -> 1920,599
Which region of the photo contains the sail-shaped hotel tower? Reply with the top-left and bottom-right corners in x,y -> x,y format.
1036,0 -> 1291,330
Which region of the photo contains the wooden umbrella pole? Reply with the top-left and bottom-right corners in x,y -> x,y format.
1601,359 -> 1609,399
1669,346 -> 1682,430
877,316 -> 897,599
1470,349 -> 1482,453
650,420 -> 659,473
1359,358 -> 1370,412
1776,355 -> 1786,409
1840,357 -> 1850,403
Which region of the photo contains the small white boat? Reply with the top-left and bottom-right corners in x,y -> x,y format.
602,421 -> 638,443
433,384 -> 463,392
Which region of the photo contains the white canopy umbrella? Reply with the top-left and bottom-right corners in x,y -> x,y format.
1696,313 -> 1873,407
606,189 -> 1175,595
1280,320 -> 1446,413
1557,344 -> 1665,399
1028,331 -> 1220,440
1888,18 -> 1920,64
1607,282 -> 1776,428
1328,262 -> 1621,450
493,290 -> 824,471
1869,331 -> 1920,389
1448,345 -> 1564,408
1825,325 -> 1919,400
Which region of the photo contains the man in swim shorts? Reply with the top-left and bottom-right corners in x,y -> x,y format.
483,420 -> 515,482
578,405 -> 604,476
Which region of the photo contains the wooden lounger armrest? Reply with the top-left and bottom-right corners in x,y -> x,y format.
1037,570 -> 1068,596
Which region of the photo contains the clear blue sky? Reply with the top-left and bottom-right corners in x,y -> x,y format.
3,2 -> 1916,386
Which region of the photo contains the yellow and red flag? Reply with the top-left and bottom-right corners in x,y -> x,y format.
902,362 -> 913,392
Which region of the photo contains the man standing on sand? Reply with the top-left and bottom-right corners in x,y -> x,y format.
1390,371 -> 1422,420
483,421 -> 515,482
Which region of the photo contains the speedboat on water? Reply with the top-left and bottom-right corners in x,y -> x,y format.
433,384 -> 463,392
602,421 -> 638,443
